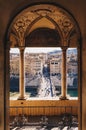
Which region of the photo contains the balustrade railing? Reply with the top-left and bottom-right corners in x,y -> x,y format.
10,106 -> 78,130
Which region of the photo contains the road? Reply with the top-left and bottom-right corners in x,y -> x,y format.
38,75 -> 55,97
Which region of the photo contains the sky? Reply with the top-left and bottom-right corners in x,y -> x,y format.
10,47 -> 76,54
10,47 -> 61,53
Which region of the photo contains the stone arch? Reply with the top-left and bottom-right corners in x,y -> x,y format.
25,27 -> 61,47
6,3 -> 82,130
8,4 -> 81,48
25,16 -> 63,41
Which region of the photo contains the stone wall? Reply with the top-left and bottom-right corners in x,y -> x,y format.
0,0 -> 86,130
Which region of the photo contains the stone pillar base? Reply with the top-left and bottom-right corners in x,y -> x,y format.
59,96 -> 69,100
17,96 -> 27,100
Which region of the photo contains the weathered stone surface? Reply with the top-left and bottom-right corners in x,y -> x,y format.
0,1 -> 86,130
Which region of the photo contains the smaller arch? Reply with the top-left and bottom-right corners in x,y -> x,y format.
25,17 -> 55,36
25,27 -> 62,47
25,16 -> 63,43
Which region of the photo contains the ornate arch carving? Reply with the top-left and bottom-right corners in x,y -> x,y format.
8,4 -> 81,48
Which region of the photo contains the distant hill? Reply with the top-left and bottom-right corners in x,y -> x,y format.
48,48 -> 77,55
67,48 -> 77,55
48,50 -> 61,55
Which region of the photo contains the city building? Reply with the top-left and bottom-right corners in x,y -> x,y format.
49,57 -> 61,75
10,53 -> 20,76
25,53 -> 45,76
30,57 -> 43,75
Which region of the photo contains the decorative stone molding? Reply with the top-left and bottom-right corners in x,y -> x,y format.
13,12 -> 39,46
9,33 -> 19,47
9,4 -> 80,48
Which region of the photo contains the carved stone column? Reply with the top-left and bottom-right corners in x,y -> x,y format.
60,47 -> 68,100
18,47 -> 25,99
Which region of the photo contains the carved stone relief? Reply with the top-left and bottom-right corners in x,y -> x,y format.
68,29 -> 80,47
9,33 -> 19,47
9,4 -> 80,47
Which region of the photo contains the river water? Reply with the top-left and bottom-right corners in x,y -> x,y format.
67,89 -> 78,97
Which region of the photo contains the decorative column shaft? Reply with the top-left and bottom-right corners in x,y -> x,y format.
60,47 -> 67,100
18,47 -> 25,99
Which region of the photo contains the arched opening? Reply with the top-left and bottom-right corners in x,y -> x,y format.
25,27 -> 61,47
5,4 -> 81,130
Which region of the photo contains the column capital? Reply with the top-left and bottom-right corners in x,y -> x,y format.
19,46 -> 25,51
61,46 -> 68,51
